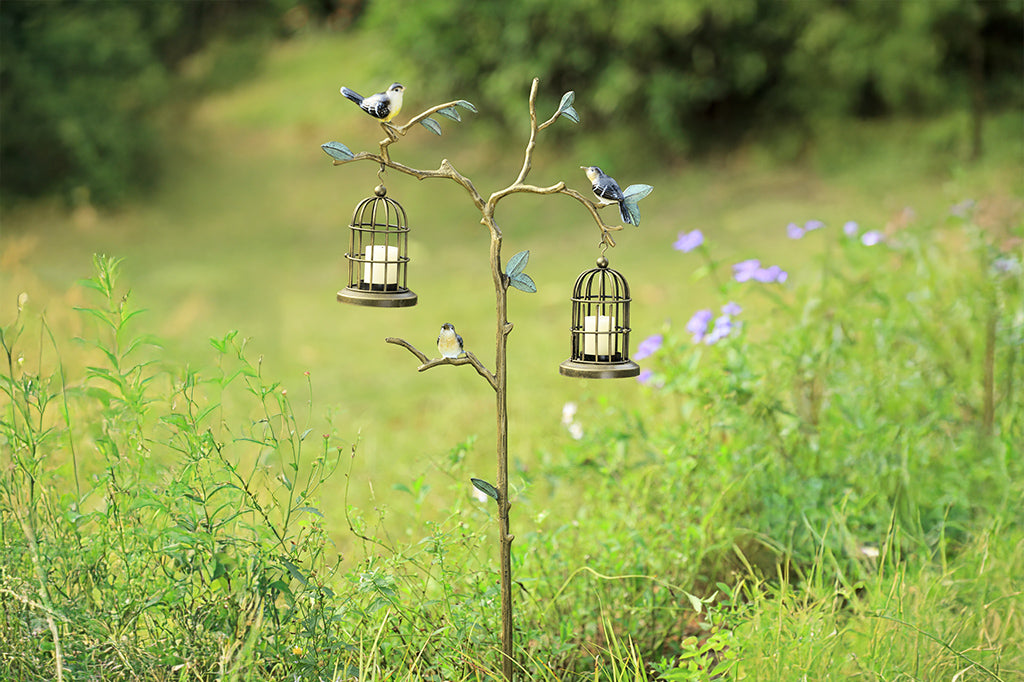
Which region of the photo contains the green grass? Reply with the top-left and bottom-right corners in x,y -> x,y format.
2,29 -> 1023,681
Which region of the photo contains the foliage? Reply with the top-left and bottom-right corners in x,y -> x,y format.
0,0 -> 287,206
2,201 -> 1022,681
365,0 -> 1023,156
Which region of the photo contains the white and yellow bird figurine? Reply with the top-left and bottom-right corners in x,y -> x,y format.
340,82 -> 405,123
437,323 -> 464,359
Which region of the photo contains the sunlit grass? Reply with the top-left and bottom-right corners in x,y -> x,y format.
2,30 -> 1021,555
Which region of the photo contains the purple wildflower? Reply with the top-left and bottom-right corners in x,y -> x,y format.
704,315 -> 733,345
733,259 -> 761,282
673,229 -> 704,253
861,231 -> 883,246
633,334 -> 663,360
804,219 -> 825,231
786,223 -> 805,240
721,301 -> 742,316
686,309 -> 713,342
636,368 -> 654,384
752,264 -> 788,283
843,221 -> 859,237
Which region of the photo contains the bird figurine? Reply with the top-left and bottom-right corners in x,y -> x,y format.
581,166 -> 634,225
340,82 -> 405,123
437,323 -> 464,359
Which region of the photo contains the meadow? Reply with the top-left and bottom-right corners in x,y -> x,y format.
2,30 -> 1022,680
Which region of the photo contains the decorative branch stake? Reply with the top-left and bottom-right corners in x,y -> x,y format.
385,337 -> 497,391
325,77 -> 651,680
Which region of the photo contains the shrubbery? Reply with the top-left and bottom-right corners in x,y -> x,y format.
366,0 -> 1023,158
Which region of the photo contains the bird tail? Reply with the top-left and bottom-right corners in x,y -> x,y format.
340,87 -> 363,105
619,200 -> 635,225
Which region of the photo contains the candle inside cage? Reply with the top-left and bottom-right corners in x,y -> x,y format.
363,245 -> 399,286
583,315 -> 615,357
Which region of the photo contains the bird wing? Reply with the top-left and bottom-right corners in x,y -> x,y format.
594,180 -> 625,203
360,92 -> 391,119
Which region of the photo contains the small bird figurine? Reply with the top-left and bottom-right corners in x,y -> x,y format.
340,82 -> 405,123
437,323 -> 464,359
581,166 -> 634,225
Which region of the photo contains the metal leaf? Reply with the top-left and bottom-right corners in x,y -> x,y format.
421,117 -> 443,135
321,141 -> 354,161
623,184 -> 653,200
437,106 -> 461,122
471,478 -> 499,501
456,99 -> 478,113
509,272 -> 537,293
561,105 -> 580,124
557,91 -> 575,113
505,250 -> 530,279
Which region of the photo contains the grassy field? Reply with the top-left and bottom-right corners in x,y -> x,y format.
2,29 -> 1023,680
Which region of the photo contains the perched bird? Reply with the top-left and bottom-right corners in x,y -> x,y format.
340,82 -> 405,122
581,166 -> 634,225
437,323 -> 464,359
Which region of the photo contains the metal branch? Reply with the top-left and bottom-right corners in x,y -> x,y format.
334,153 -> 485,211
370,99 -> 473,162
484,78 -> 622,249
385,337 -> 498,391
394,100 -> 470,132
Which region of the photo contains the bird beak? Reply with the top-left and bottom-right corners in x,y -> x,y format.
579,166 -> 587,170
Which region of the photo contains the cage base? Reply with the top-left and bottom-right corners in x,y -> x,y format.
558,358 -> 640,379
337,287 -> 418,308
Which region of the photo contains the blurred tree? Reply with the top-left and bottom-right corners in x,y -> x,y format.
363,0 -> 1022,158
0,0 -> 287,206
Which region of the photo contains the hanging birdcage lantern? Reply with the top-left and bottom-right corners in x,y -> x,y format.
559,256 -> 640,378
337,184 -> 417,307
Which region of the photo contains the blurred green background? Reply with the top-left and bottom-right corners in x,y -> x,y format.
2,0 -> 1022,531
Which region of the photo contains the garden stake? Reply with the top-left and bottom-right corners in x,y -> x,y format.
324,77 -> 652,680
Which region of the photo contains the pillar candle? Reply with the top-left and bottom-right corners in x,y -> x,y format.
583,315 -> 615,356
363,245 -> 399,285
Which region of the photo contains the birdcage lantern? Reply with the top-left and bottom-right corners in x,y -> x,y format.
337,184 -> 417,307
559,256 -> 640,378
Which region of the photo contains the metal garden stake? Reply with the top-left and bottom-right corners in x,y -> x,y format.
323,77 -> 652,680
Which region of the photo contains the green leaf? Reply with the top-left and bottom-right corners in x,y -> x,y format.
455,99 -> 478,113
509,272 -> 537,293
561,105 -> 580,124
420,117 -> 443,135
282,559 -> 309,586
321,141 -> 354,161
686,591 -> 703,614
470,478 -> 499,501
505,250 -> 530,278
623,184 -> 653,200
437,106 -> 461,122
295,506 -> 323,517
